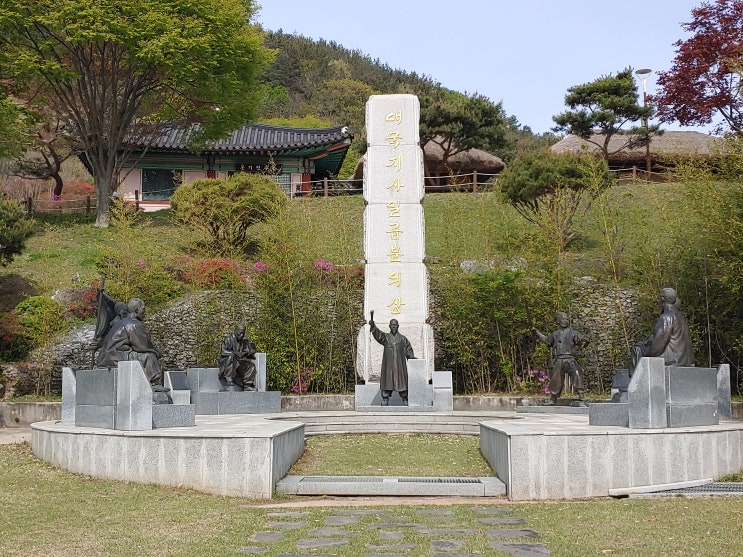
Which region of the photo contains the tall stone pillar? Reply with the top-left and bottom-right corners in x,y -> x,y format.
356,94 -> 434,383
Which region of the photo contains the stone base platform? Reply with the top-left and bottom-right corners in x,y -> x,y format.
480,413 -> 743,501
355,405 -> 436,412
271,410 -> 515,435
31,414 -> 304,499
277,474 -> 506,497
29,410 -> 743,501
515,405 -> 589,415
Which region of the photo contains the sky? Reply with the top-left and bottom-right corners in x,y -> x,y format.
256,0 -> 716,135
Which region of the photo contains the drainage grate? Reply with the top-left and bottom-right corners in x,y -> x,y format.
399,478 -> 482,484
662,482 -> 743,495
299,476 -> 482,484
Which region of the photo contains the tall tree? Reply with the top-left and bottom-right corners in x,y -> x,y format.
652,0 -> 743,135
0,0 -> 272,226
552,68 -> 657,162
0,94 -> 27,159
419,89 -> 509,172
10,111 -> 76,199
499,149 -> 613,253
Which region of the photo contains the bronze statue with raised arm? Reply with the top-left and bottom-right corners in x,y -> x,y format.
369,310 -> 414,406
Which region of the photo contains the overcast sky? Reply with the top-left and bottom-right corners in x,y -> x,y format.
256,0 -> 716,135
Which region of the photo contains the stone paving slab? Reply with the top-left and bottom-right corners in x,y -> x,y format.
250,532 -> 284,542
478,516 -> 527,525
487,528 -> 541,539
295,537 -> 349,549
491,542 -> 552,556
240,505 -> 550,556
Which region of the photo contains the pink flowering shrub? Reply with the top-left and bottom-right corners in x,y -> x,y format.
290,367 -> 316,394
512,368 -> 550,395
314,258 -> 334,271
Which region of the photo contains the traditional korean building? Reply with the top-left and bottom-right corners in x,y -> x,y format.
108,122 -> 354,209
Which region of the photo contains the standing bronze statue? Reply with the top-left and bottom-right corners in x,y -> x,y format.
534,311 -> 589,406
96,297 -> 164,385
369,310 -> 414,406
629,287 -> 694,376
218,323 -> 257,391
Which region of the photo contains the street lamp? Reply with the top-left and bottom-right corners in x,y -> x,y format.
635,68 -> 652,175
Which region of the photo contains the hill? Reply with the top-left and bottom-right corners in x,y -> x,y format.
257,30 -> 557,173
3,180 -> 741,398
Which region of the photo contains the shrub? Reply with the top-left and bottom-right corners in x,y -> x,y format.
181,258 -> 249,289
431,265 -> 558,394
61,285 -> 99,319
0,284 -> 66,363
0,198 -> 35,265
170,173 -> 288,256
0,312 -> 32,361
97,257 -> 184,311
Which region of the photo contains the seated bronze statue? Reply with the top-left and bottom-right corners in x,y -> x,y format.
219,323 -> 257,391
96,297 -> 163,385
629,287 -> 694,376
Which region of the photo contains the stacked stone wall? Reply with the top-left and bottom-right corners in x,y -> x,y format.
6,282 -> 643,398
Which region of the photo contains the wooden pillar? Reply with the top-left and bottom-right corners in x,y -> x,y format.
26,196 -> 32,214
135,190 -> 140,211
323,177 -> 329,198
472,170 -> 478,193
86,196 -> 91,215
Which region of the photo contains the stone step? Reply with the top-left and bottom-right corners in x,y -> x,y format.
270,411 -> 513,435
277,475 -> 507,497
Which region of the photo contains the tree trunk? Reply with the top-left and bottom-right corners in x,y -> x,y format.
52,173 -> 64,198
95,176 -> 112,227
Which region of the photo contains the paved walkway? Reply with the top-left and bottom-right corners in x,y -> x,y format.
237,504 -> 551,556
0,427 -> 31,444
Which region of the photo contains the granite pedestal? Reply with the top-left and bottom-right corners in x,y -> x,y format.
66,363 -> 195,430
186,364 -> 280,415
432,371 -> 454,412
355,359 -> 440,411
481,412 -> 743,501
164,371 -> 191,405
31,414 -> 305,499
589,358 -> 727,429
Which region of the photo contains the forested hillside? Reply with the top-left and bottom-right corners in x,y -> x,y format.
256,31 -> 557,175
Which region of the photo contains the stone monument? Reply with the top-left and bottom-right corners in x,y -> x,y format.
356,94 -> 434,387
355,94 -> 450,411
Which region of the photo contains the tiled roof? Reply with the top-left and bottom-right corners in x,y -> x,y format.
134,123 -> 353,153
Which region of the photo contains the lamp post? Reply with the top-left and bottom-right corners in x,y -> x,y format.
635,68 -> 652,175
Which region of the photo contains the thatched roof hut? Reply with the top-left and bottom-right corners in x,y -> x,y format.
351,141 -> 505,191
550,130 -> 722,170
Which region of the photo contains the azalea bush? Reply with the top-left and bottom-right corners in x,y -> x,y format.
512,368 -> 550,395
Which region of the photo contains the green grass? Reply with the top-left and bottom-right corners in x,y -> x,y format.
289,433 -> 493,476
1,183 -> 689,299
2,442 -> 743,557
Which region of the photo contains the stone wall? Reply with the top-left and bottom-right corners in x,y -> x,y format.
4,281 -> 645,398
568,277 -> 642,390
35,291 -> 261,397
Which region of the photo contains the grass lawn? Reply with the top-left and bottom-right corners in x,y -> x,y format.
2,440 -> 743,557
289,433 -> 493,476
1,184 -> 687,300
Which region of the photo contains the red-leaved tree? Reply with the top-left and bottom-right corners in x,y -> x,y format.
652,0 -> 743,135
